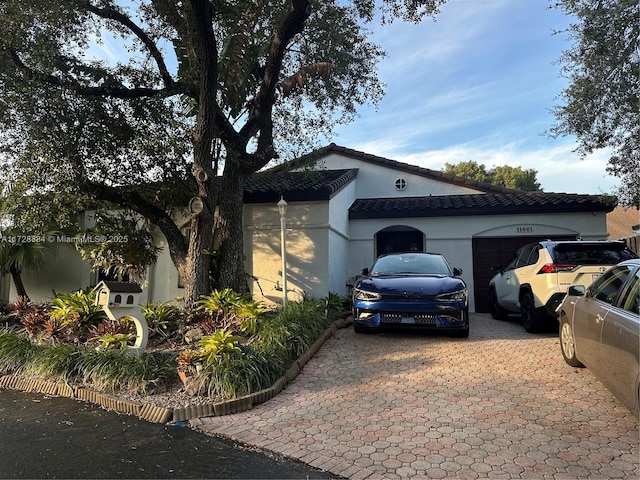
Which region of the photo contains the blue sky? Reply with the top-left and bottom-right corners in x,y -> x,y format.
331,0 -> 620,195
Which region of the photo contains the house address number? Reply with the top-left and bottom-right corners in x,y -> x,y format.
516,226 -> 534,233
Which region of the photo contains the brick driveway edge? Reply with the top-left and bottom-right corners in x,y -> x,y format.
190,313 -> 639,479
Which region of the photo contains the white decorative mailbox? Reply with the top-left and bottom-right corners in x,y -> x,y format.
93,281 -> 148,356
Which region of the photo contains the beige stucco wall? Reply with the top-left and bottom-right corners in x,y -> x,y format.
144,227 -> 183,305
244,200 -> 333,304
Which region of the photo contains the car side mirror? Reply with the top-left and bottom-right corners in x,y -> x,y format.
453,267 -> 463,276
361,267 -> 369,276
567,285 -> 585,297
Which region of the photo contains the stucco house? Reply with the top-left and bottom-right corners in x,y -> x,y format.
2,144 -> 616,313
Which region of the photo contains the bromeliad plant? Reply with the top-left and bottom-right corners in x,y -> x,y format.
50,289 -> 108,333
176,327 -> 244,395
196,288 -> 265,334
197,329 -> 242,365
5,297 -> 50,338
140,301 -> 180,339
90,318 -> 136,351
177,328 -> 242,375
94,333 -> 136,351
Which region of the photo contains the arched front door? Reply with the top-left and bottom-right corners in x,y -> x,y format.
375,226 -> 425,257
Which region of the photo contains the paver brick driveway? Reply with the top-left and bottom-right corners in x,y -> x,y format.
191,314 -> 639,479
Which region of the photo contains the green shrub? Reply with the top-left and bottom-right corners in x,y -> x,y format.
140,302 -> 180,338
193,298 -> 331,399
259,299 -> 329,359
201,345 -> 281,399
1,291 -> 339,401
0,328 -> 175,394
325,292 -> 346,321
196,289 -> 264,333
50,289 -> 108,331
22,344 -> 79,381
0,329 -> 34,375
74,349 -> 176,394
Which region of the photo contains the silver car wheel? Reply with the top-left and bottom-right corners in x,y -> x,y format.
559,316 -> 584,368
561,322 -> 575,358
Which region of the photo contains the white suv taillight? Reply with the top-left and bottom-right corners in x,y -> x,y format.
537,263 -> 577,274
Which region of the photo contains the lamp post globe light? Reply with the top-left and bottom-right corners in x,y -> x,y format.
277,197 -> 288,306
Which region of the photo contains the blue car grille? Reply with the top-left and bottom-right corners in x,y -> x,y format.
380,311 -> 463,326
383,293 -> 435,300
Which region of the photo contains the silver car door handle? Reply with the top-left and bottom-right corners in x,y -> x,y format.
595,313 -> 605,324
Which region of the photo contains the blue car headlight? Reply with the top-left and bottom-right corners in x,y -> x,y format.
435,288 -> 468,303
354,288 -> 381,301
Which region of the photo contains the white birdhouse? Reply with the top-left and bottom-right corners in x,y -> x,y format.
92,281 -> 148,356
94,281 -> 142,309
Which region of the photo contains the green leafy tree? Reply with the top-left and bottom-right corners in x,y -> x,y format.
549,0 -> 639,206
0,0 -> 446,308
491,165 -> 541,191
443,160 -> 490,183
443,161 -> 542,191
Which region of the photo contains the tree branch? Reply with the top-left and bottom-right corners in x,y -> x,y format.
78,0 -> 175,90
81,181 -> 188,270
8,49 -> 171,99
240,0 -> 311,168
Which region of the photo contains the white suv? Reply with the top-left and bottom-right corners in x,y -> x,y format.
488,240 -> 638,333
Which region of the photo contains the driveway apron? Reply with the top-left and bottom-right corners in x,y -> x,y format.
190,314 -> 639,479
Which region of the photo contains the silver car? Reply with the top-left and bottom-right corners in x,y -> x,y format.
556,258 -> 640,416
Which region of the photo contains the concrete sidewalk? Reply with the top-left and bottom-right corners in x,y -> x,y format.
190,314 -> 639,479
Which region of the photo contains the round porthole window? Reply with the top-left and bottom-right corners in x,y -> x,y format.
395,178 -> 407,191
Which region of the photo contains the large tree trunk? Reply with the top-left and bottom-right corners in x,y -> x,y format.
216,160 -> 249,294
181,210 -> 216,308
180,0 -> 220,309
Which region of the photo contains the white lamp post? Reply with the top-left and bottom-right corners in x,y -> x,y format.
277,197 -> 288,306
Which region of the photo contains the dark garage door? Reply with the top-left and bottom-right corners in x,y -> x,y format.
473,235 -> 576,313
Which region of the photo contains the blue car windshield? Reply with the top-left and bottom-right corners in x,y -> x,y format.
371,254 -> 451,276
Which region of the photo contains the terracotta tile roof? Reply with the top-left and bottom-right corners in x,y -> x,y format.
244,169 -> 358,203
247,145 -> 616,217
349,192 -> 616,219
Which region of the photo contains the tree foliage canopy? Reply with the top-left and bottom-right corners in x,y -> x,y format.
0,0 -> 446,306
549,0 -> 639,206
443,160 -> 542,191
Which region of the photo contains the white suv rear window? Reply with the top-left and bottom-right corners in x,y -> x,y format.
551,244 -> 637,266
